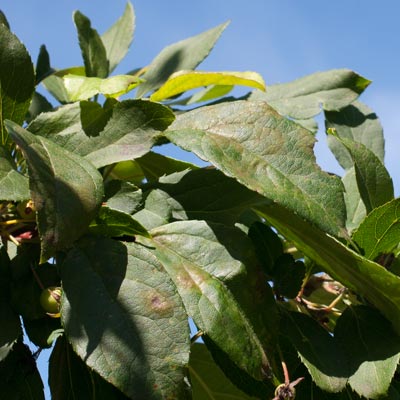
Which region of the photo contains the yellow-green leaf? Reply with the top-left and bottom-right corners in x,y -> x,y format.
63,74 -> 142,101
150,70 -> 266,102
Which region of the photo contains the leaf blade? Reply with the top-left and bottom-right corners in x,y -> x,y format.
166,100 -> 346,236
136,21 -> 229,97
150,70 -> 265,102
61,237 -> 191,399
6,120 -> 104,261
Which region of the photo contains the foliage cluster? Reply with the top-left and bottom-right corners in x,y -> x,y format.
1,3 -> 400,399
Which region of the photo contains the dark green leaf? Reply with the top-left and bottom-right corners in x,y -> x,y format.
0,23 -> 34,138
256,203 -> 400,335
335,306 -> 400,399
88,206 -> 150,238
135,168 -> 267,228
248,221 -> 284,276
0,146 -> 30,201
26,92 -> 53,123
0,247 -> 21,361
61,237 -> 191,399
73,11 -> 109,78
189,343 -> 261,399
136,21 -> 229,97
136,151 -> 199,182
6,121 -> 104,262
79,100 -> 113,137
352,198 -> 400,261
325,101 -> 384,170
330,135 -> 393,213
49,336 -> 131,400
0,10 -> 10,29
35,45 -> 54,84
250,69 -> 370,119
282,311 -> 348,392
101,2 -> 135,74
0,341 -> 45,400
23,317 -> 62,348
166,100 -> 346,236
273,254 -> 305,298
139,220 -> 271,380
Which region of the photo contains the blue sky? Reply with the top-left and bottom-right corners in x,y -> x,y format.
2,1 -> 400,397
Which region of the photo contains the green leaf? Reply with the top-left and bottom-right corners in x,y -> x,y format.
104,181 -> 143,215
49,336 -> 131,400
0,10 -> 10,30
63,73 -> 142,101
342,167 -> 366,233
136,21 -> 229,97
35,45 -> 54,84
138,220 -> 271,380
61,237 -> 191,399
88,205 -> 150,238
189,343 -> 260,400
23,317 -> 62,348
150,70 -> 265,102
73,10 -> 109,78
186,84 -> 233,105
0,248 -> 21,362
335,306 -> 400,399
27,91 -> 53,123
0,342 -> 45,400
101,2 -> 135,74
250,69 -> 370,119
166,100 -> 346,236
136,151 -> 199,182
134,168 -> 266,229
27,100 -> 175,169
0,146 -> 30,201
42,66 -> 86,104
256,202 -> 400,336
0,23 -> 34,138
282,311 -> 348,393
329,134 -> 393,213
6,120 -> 104,262
273,254 -> 305,298
325,101 -> 384,170
352,198 -> 400,261
248,221 -> 284,276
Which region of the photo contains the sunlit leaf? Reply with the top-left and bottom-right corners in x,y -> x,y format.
63,74 -> 142,101
352,198 -> 400,261
150,70 -> 265,102
166,100 -> 346,236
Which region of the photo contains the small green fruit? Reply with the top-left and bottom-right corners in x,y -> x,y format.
109,160 -> 144,184
40,286 -> 62,315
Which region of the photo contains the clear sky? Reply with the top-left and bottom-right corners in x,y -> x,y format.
2,1 -> 400,397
